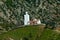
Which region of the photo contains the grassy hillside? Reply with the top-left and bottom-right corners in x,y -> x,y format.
0,25 -> 60,40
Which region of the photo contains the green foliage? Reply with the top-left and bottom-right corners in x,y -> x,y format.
5,0 -> 12,7
0,0 -> 60,32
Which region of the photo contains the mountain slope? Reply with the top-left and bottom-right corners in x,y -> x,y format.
0,0 -> 60,28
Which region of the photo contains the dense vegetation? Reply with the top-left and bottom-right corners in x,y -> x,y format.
0,0 -> 60,31
0,25 -> 60,40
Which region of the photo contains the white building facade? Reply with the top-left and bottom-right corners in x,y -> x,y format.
24,12 -> 30,25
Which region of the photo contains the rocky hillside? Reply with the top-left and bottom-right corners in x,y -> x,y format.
0,0 -> 60,27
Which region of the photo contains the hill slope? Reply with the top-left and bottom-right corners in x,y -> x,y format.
0,25 -> 60,40
0,0 -> 60,27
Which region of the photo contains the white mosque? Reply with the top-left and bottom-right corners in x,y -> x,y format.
24,12 -> 41,25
